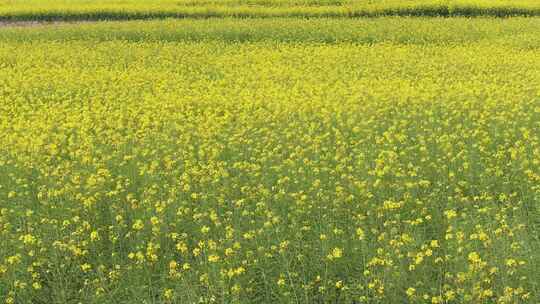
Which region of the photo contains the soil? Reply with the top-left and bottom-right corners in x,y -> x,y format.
0,21 -> 89,28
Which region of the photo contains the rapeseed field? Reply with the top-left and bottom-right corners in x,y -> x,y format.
0,15 -> 539,304
1,0 -> 540,20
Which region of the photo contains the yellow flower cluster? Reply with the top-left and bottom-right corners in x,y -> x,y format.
0,17 -> 539,304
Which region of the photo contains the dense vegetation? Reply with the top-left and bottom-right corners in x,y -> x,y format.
1,17 -> 539,303
1,0 -> 540,20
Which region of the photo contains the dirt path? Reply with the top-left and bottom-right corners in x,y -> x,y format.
0,21 -> 47,27
0,20 -> 91,28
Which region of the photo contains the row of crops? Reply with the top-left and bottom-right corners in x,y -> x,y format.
1,0 -> 540,20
